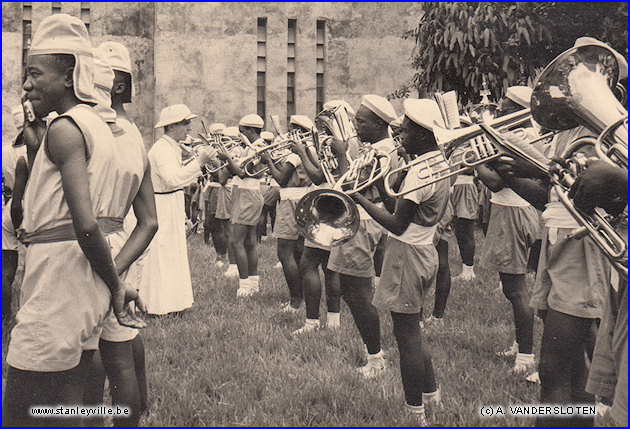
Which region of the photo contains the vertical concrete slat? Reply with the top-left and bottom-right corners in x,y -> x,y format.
295,16 -> 316,120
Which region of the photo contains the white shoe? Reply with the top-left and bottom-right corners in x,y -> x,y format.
237,278 -> 258,297
525,371 -> 540,384
423,315 -> 444,330
405,404 -> 428,426
279,301 -> 301,314
512,352 -> 535,374
224,265 -> 239,278
454,265 -> 475,281
357,350 -> 386,378
293,319 -> 319,335
496,341 -> 519,357
274,261 -> 282,269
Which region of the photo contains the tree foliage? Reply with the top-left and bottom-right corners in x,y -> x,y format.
401,2 -> 628,104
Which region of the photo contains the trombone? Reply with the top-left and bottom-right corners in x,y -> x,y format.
383,108 -> 557,197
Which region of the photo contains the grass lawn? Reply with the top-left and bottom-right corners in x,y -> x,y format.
3,227 -> 565,426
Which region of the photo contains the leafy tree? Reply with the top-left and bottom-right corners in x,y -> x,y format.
399,2 -> 628,105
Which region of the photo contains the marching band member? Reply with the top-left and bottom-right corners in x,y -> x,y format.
352,99 -> 449,424
327,95 -> 399,376
476,86 -> 540,373
203,123 -> 226,251
217,114 -> 266,296
257,130 -> 280,243
577,162 -> 627,427
3,15 -> 145,425
144,104 -> 214,315
260,115 -> 313,313
289,121 -> 342,333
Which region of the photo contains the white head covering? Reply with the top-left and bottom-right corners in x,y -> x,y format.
323,99 -> 355,116
96,41 -> 136,99
154,104 -> 197,128
289,115 -> 314,130
261,131 -> 275,142
208,123 -> 226,134
574,36 -> 627,80
239,114 -> 264,129
505,86 -> 533,109
12,105 -> 24,131
28,13 -> 97,104
360,94 -> 397,124
403,99 -> 446,131
223,126 -> 241,138
92,50 -> 116,123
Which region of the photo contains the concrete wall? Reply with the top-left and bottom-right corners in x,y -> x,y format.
3,2 -> 419,148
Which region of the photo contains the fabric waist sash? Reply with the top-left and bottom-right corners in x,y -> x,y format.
19,217 -> 124,245
155,188 -> 183,195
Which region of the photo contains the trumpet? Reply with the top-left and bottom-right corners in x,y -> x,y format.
240,139 -> 296,177
194,133 -> 240,174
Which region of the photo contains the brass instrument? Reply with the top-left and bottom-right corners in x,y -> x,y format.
240,138 -> 296,177
531,43 -> 627,170
294,146 -> 391,247
383,109 -> 556,196
524,42 -> 628,276
295,112 -> 391,247
195,133 -> 241,174
314,104 -> 362,183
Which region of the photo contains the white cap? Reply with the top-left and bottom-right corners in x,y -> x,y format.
574,36 -> 627,80
261,131 -> 275,142
289,115 -> 314,130
403,98 -> 446,131
239,114 -> 264,128
12,105 -> 24,131
154,104 -> 197,128
361,94 -> 397,124
28,13 -> 97,104
323,100 -> 355,117
208,123 -> 226,134
96,41 -> 135,99
223,126 -> 240,138
505,86 -> 532,109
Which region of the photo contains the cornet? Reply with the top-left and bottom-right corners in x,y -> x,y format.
240,139 -> 296,177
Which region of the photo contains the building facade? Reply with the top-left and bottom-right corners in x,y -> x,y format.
3,2 -> 421,147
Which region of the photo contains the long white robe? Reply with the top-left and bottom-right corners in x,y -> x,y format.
143,134 -> 201,314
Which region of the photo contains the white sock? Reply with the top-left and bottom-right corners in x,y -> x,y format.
238,278 -> 250,289
405,403 -> 426,415
304,318 -> 319,329
229,264 -> 238,271
249,275 -> 260,291
464,264 -> 473,273
368,349 -> 384,360
327,312 -> 340,328
373,276 -> 380,287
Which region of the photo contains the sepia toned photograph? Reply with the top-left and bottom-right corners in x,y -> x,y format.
2,1 -> 627,426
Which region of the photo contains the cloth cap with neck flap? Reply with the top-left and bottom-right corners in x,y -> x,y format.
92,49 -> 116,123
28,13 -> 98,105
96,41 -> 136,99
